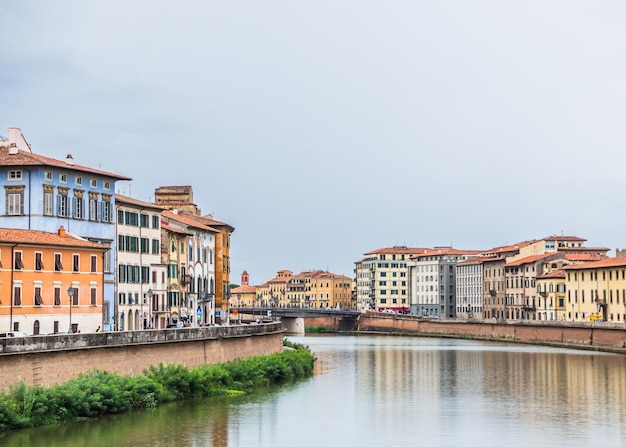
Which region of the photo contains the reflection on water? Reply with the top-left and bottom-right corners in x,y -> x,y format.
2,335 -> 625,446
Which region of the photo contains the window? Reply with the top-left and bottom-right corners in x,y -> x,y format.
54,253 -> 63,271
103,181 -> 110,190
141,266 -> 150,284
45,171 -> 53,181
8,170 -> 22,180
72,196 -> 84,219
101,196 -> 111,222
118,209 -> 124,224
14,251 -> 23,270
54,287 -> 61,306
90,179 -> 97,188
73,254 -> 80,272
34,286 -> 43,306
59,174 -> 67,183
57,193 -> 68,217
118,264 -> 127,283
152,239 -> 160,255
71,288 -> 78,306
90,255 -> 97,273
75,176 -> 83,186
141,237 -> 150,254
168,264 -> 178,279
44,190 -> 54,215
13,286 -> 21,306
7,190 -> 23,215
140,214 -> 150,228
35,252 -> 44,270
152,215 -> 160,229
90,288 -> 97,306
89,197 -> 98,221
125,211 -> 138,226
104,249 -> 112,273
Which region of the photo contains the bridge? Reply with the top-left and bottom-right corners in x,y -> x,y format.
230,307 -> 361,334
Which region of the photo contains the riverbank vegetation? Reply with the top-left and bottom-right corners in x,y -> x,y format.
0,340 -> 314,433
305,325 -> 328,333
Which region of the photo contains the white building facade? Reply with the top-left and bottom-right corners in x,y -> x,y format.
115,195 -> 165,330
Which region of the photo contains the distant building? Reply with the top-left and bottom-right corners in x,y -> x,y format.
563,257 -> 626,323
304,270 -> 352,309
408,247 -> 482,318
355,246 -> 430,312
455,257 -> 484,319
230,271 -> 257,307
0,128 -> 131,331
0,226 -> 106,334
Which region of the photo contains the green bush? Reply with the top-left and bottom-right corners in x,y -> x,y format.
0,343 -> 315,434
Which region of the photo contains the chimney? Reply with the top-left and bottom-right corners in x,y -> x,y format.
7,128 -> 32,153
58,226 -> 66,237
65,154 -> 75,165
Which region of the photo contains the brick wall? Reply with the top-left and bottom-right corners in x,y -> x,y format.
359,313 -> 626,353
0,323 -> 284,389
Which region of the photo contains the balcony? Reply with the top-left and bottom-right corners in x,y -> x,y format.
489,289 -> 496,297
181,274 -> 192,285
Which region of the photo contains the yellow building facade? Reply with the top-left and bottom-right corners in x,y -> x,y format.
564,257 -> 626,323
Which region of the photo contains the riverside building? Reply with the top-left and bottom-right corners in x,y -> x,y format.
0,128 -> 131,331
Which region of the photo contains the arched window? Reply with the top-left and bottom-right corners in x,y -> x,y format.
33,320 -> 40,335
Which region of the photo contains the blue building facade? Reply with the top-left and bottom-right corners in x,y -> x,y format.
0,128 -> 131,331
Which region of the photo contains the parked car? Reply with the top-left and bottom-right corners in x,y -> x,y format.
0,331 -> 29,338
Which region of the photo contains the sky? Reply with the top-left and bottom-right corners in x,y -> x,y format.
1,1 -> 625,285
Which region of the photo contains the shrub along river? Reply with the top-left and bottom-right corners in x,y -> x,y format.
2,334 -> 625,446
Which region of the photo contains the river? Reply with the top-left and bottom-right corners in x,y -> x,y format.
3,335 -> 625,446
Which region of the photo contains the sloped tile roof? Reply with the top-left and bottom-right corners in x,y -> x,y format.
0,147 -> 131,180
0,227 -> 106,249
563,257 -> 626,270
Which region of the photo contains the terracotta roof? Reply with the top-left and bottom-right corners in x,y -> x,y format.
364,246 -> 430,255
161,221 -> 193,236
0,227 -> 106,249
505,253 -> 554,267
0,147 -> 131,180
306,270 -> 352,280
563,253 -> 604,262
180,212 -> 235,233
563,257 -> 626,270
162,210 -> 218,233
543,235 -> 587,242
536,270 -> 566,279
482,240 -> 536,255
116,194 -> 165,210
412,248 -> 483,259
155,185 -> 192,190
231,285 -> 257,294
457,257 -> 486,266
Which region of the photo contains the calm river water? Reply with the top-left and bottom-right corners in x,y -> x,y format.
3,335 -> 626,447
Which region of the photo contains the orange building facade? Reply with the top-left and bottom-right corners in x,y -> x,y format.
0,226 -> 106,335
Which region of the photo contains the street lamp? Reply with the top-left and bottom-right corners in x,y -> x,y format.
147,288 -> 153,329
68,286 -> 75,333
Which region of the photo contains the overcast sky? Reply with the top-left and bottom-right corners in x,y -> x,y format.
1,1 -> 625,285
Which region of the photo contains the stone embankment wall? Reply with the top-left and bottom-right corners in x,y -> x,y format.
0,323 -> 284,389
358,313 -> 626,353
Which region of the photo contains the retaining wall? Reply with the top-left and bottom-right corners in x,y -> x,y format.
0,323 -> 284,389
358,313 -> 626,353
